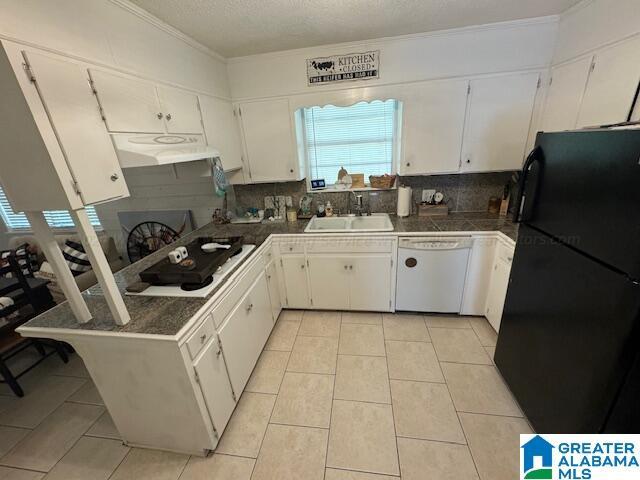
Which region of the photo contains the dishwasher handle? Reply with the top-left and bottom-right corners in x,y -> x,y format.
399,237 -> 472,251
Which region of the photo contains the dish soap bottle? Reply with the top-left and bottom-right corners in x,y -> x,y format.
325,201 -> 334,217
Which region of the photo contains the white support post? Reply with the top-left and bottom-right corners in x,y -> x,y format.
71,208 -> 130,326
25,211 -> 92,323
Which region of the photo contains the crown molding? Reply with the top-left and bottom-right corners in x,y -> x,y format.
108,0 -> 227,63
227,15 -> 559,64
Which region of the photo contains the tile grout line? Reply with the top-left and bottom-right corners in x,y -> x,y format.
323,311 -> 341,480
384,317 -> 403,478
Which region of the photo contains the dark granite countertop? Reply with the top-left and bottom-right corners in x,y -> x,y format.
20,212 -> 517,337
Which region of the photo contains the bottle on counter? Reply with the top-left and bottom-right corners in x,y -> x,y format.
325,201 -> 334,217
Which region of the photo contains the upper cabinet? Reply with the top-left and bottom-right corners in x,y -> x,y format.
0,42 -> 128,212
156,86 -> 202,134
400,80 -> 468,175
90,69 -> 202,134
576,36 -> 640,128
237,99 -> 301,183
199,95 -> 243,172
541,57 -> 592,132
89,70 -> 163,133
461,72 -> 539,172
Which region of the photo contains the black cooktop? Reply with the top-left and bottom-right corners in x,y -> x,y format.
138,236 -> 243,286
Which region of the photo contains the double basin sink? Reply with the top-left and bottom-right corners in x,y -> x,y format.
304,213 -> 394,233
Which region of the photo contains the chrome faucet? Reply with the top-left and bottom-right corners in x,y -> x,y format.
348,191 -> 367,216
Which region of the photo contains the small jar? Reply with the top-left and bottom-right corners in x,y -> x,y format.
286,208 -> 298,222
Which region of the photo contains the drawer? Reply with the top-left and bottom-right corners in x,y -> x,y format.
277,241 -> 305,254
306,238 -> 394,254
186,314 -> 216,360
496,242 -> 514,264
211,257 -> 264,328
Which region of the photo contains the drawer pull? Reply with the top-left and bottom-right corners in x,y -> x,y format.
216,348 -> 222,357
246,303 -> 254,312
200,334 -> 207,343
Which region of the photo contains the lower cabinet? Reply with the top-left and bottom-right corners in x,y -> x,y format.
193,337 -> 236,437
307,254 -> 392,311
350,255 -> 392,311
265,260 -> 282,321
217,271 -> 273,394
307,256 -> 350,310
280,255 -> 310,309
484,245 -> 514,332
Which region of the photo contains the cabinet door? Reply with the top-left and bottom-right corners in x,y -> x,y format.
199,95 -> 243,171
218,272 -> 273,394
307,256 -> 350,310
577,37 -> 640,128
401,80 -> 468,175
193,335 -> 236,435
485,256 -> 512,333
89,69 -> 163,133
280,256 -> 310,309
541,57 -> 592,132
461,72 -> 539,172
24,52 -> 129,205
349,255 -> 392,312
265,261 -> 282,322
157,86 -> 203,134
239,99 -> 297,182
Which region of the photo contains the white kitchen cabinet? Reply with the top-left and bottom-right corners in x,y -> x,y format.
265,260 -> 282,322
461,72 -> 539,172
485,243 -> 514,333
307,256 -> 350,310
199,95 -> 244,171
238,99 -> 300,182
350,255 -> 392,311
89,69 -> 164,133
401,80 -> 468,175
280,255 -> 310,309
193,334 -> 236,436
157,86 -> 202,134
217,271 -> 273,394
577,36 -> 640,128
460,237 -> 496,316
540,57 -> 592,132
18,51 -> 129,207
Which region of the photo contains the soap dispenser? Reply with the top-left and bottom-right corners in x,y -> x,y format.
326,201 -> 334,217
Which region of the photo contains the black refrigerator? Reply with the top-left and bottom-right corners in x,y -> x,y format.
494,127 -> 640,434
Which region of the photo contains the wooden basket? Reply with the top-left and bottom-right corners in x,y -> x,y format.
369,174 -> 396,189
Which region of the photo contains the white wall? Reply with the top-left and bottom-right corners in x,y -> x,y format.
0,0 -> 229,254
553,0 -> 640,64
227,17 -> 558,101
0,0 -> 229,98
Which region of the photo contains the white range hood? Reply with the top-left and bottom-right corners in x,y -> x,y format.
111,133 -> 220,168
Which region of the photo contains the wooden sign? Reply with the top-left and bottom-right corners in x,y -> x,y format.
306,51 -> 379,86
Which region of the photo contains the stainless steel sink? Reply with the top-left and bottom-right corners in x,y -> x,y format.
304,213 -> 394,233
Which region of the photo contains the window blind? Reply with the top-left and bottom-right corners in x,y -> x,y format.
302,100 -> 398,184
0,186 -> 101,230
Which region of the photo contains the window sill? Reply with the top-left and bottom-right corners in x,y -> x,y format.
307,186 -> 398,194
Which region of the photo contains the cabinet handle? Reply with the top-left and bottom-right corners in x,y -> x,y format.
246,303 -> 254,312
200,334 -> 207,344
267,274 -> 272,280
406,162 -> 410,167
289,168 -> 294,173
166,113 -> 172,121
289,247 -> 293,251
300,264 -> 305,269
507,256 -> 513,262
466,158 -> 471,164
344,265 -> 348,270
110,173 -> 119,181
216,348 -> 222,357
157,112 -> 163,119
349,265 -> 353,270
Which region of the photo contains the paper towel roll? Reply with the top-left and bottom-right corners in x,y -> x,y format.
397,186 -> 412,217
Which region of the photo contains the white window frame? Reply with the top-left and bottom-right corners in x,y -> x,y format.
296,99 -> 403,192
0,186 -> 102,232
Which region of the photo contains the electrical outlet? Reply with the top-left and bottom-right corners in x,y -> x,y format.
422,189 -> 436,202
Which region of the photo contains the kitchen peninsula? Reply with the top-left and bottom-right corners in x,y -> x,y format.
18,213 -> 516,455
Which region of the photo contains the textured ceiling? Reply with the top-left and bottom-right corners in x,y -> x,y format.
129,0 -> 583,58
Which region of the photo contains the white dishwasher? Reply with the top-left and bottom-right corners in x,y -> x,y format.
396,237 -> 472,313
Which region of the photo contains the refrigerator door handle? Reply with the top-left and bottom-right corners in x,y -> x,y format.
513,146 -> 543,223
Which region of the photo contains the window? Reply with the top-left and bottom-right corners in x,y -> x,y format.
300,100 -> 400,187
0,186 -> 101,230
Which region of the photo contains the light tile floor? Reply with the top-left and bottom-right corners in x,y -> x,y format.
0,311 -> 532,479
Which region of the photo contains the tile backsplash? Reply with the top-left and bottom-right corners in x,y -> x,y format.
233,171 -> 519,215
